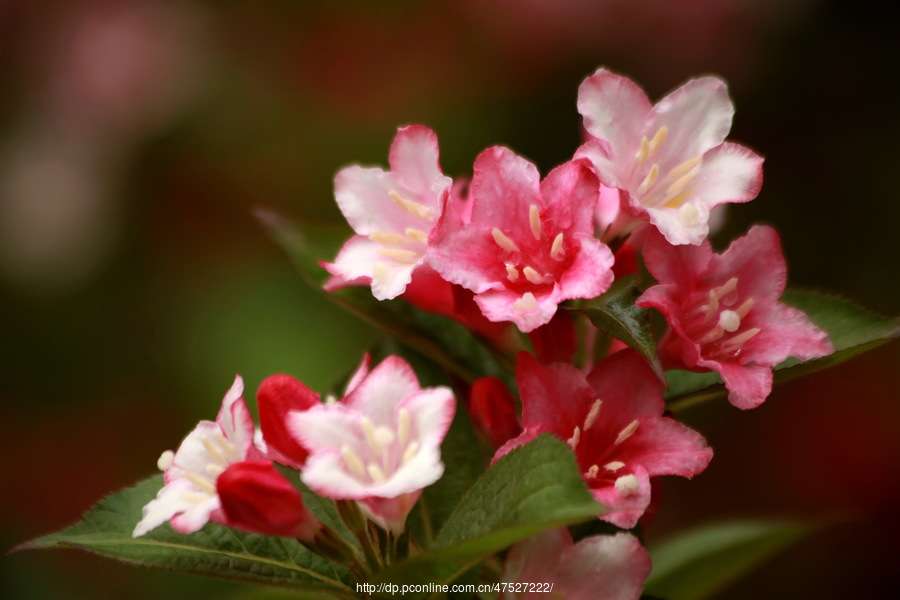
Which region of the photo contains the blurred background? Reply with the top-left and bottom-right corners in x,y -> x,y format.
1,0 -> 897,598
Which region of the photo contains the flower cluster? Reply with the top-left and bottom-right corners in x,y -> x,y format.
130,67 -> 834,597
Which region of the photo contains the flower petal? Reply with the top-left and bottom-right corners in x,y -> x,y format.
577,68 -> 652,163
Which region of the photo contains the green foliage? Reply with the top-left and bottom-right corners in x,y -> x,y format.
15,476 -> 357,599
644,519 -> 823,600
369,436 -> 602,598
579,276 -> 665,381
665,289 -> 899,410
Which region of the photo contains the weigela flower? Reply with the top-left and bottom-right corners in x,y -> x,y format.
428,147 -> 615,333
134,376 -> 317,540
501,527 -> 651,600
257,373 -> 321,469
468,377 -> 521,449
637,226 -> 833,409
575,68 -> 764,245
289,356 -> 455,534
323,124 -> 453,300
496,351 -> 712,528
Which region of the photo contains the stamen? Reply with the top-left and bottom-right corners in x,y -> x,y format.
367,463 -> 387,484
636,163 -> 660,195
614,474 -> 640,497
635,136 -> 650,167
361,417 -> 379,452
206,464 -> 225,478
180,492 -> 210,504
665,170 -> 698,197
614,419 -> 640,445
369,231 -> 408,246
341,444 -> 367,478
668,156 -> 702,179
402,441 -> 420,465
585,464 -> 600,479
735,298 -> 754,319
648,126 -> 668,155
567,426 -> 581,450
529,205 -> 542,240
184,471 -> 216,494
373,426 -> 395,448
523,266 -> 544,285
201,435 -> 227,467
583,399 -> 603,431
703,289 -> 720,321
722,327 -> 761,350
604,461 -> 625,472
377,248 -> 420,264
718,309 -> 741,333
506,264 -> 520,282
397,408 -> 411,447
404,228 -> 429,243
492,228 -> 520,253
215,430 -> 240,462
157,450 -> 174,471
696,325 -> 725,345
513,292 -> 539,313
713,277 -> 739,301
389,190 -> 435,221
550,233 -> 565,261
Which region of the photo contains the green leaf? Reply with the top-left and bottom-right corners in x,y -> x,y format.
369,435 -> 602,599
666,289 -> 899,410
579,276 -> 664,381
644,519 -> 823,600
15,476 -> 357,599
256,210 -> 516,385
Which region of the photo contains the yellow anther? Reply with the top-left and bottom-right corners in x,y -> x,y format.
567,426 -> 582,450
341,445 -> 367,478
636,164 -> 660,196
550,233 -> 565,261
404,228 -> 429,243
367,463 -> 387,484
604,461 -> 625,472
506,264 -> 520,282
529,204 -> 542,240
648,126 -> 668,155
668,156 -> 702,178
402,441 -> 420,465
369,231 -> 408,246
583,399 -> 603,431
397,408 -> 411,447
523,266 -> 545,285
389,190 -> 435,221
491,228 -> 520,253
513,292 -> 539,313
377,248 -> 420,264
614,419 -> 640,445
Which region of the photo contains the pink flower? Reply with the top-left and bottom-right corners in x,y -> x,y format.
575,68 -> 763,245
428,147 -> 614,333
496,351 -> 712,528
134,376 -> 317,540
468,377 -> 522,449
637,225 -> 833,409
323,125 -> 453,300
289,356 -> 455,534
257,373 -> 321,469
501,527 -> 651,600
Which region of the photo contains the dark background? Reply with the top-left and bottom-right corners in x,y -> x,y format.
2,1 -> 897,598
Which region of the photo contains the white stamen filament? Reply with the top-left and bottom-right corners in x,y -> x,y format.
369,231 -> 408,246
614,419 -> 640,445
648,126 -> 668,155
404,228 -> 429,243
523,266 -> 544,285
583,399 -> 603,431
529,205 -> 542,240
341,444 -> 367,478
636,163 -> 660,196
718,309 -> 741,333
567,426 -> 581,450
378,248 -> 420,264
402,441 -> 420,465
397,408 -> 411,447
722,327 -> 761,350
615,474 -> 640,497
506,264 -> 519,282
367,463 -> 387,484
604,461 -> 625,472
184,471 -> 216,495
550,232 -> 565,261
157,450 -> 174,471
389,190 -> 435,221
513,292 -> 539,313
491,228 -> 520,253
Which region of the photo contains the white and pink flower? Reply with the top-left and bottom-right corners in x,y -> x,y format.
637,225 -> 833,409
428,147 -> 614,333
501,527 -> 651,600
323,125 -> 453,300
576,68 -> 763,245
289,356 -> 455,534
133,376 -> 317,540
496,351 -> 712,528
